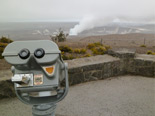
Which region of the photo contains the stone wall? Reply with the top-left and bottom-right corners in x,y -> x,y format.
127,54 -> 155,77
108,48 -> 155,77
0,49 -> 154,98
66,49 -> 154,86
66,55 -> 125,85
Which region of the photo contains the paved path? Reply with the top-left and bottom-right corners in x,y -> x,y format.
0,76 -> 154,116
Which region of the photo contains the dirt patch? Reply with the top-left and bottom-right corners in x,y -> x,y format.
0,59 -> 11,70
0,80 -> 16,99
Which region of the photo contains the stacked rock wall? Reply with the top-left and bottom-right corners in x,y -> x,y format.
67,55 -> 125,85
127,54 -> 155,77
0,49 -> 154,98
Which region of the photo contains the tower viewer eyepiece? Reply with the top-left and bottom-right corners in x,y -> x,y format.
19,48 -> 30,59
34,48 -> 45,58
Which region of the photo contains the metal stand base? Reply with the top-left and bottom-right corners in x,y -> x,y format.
32,104 -> 56,116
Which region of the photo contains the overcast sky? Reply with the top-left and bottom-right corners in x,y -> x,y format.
0,0 -> 155,22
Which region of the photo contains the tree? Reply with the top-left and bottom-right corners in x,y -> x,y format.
50,28 -> 68,42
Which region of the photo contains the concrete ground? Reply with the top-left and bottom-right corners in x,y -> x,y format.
0,75 -> 154,116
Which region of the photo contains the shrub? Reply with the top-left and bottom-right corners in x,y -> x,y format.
147,50 -> 155,55
59,45 -> 72,53
94,42 -> 102,46
0,47 -> 4,52
80,48 -> 87,54
140,44 -> 146,47
87,42 -> 102,49
50,28 -> 68,42
60,42 -> 111,60
0,43 -> 8,48
92,46 -> 106,55
104,45 -> 111,50
61,51 -> 65,54
68,54 -> 74,60
73,48 -> 86,54
62,54 -> 74,60
83,53 -> 91,57
73,49 -> 80,54
0,47 -> 4,59
0,36 -> 13,43
0,55 -> 3,59
147,50 -> 152,54
61,54 -> 67,60
87,43 -> 95,49
0,37 -> 13,59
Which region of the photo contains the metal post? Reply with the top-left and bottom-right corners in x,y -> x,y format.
32,104 -> 56,116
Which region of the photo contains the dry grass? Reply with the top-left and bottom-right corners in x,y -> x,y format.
67,33 -> 155,54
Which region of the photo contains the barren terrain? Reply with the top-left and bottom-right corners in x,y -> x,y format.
0,33 -> 155,71
62,33 -> 155,54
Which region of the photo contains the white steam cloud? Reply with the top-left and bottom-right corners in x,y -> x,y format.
69,16 -> 155,35
69,0 -> 155,35
70,16 -> 115,35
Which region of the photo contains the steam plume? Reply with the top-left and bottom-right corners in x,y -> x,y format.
69,16 -> 115,35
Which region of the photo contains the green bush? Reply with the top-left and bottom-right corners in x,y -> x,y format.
80,48 -> 87,54
68,54 -> 74,60
59,45 -> 72,53
140,44 -> 146,47
83,53 -> 91,57
62,54 -> 74,60
0,47 -> 5,59
0,36 -> 13,43
50,28 -> 68,42
147,50 -> 155,55
87,42 -> 102,49
61,55 -> 68,60
73,48 -> 86,54
94,42 -> 102,46
87,42 -> 110,55
0,55 -> 3,59
92,46 -> 106,55
0,43 -> 8,48
104,45 -> 111,50
60,42 -> 111,60
0,47 -> 4,52
0,37 -> 13,59
87,43 -> 95,49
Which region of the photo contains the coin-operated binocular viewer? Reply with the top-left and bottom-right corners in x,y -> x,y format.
2,40 -> 69,116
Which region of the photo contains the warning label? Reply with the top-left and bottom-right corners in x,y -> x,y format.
34,74 -> 43,85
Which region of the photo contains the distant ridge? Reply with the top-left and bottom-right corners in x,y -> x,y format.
79,23 -> 155,36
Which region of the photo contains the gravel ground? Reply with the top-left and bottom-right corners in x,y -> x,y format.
0,75 -> 154,116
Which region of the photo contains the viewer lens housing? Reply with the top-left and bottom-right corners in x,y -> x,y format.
19,49 -> 30,59
34,48 -> 45,58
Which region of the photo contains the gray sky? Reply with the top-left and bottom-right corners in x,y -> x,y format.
0,0 -> 155,22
